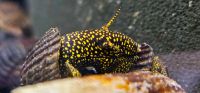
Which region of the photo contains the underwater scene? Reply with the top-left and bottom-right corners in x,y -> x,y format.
0,0 -> 199,93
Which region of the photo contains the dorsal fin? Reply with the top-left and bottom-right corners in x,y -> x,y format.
101,8 -> 120,31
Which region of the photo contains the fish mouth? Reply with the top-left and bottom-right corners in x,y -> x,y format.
78,66 -> 98,76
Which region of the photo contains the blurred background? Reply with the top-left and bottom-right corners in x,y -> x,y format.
0,0 -> 199,93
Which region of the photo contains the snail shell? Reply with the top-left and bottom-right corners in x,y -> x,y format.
0,41 -> 26,88
21,28 -> 61,85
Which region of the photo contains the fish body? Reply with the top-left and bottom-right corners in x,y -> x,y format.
59,28 -> 152,77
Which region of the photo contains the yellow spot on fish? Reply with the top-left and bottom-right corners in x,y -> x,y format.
81,49 -> 84,52
67,43 -> 70,47
83,41 -> 86,45
78,41 -> 81,44
77,46 -> 80,49
85,48 -> 88,51
92,35 -> 95,38
106,37 -> 110,41
66,60 -> 69,63
72,52 -> 75,55
65,47 -> 68,50
67,36 -> 70,40
77,54 -> 81,58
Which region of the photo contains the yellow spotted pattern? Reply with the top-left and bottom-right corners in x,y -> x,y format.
59,28 -> 142,76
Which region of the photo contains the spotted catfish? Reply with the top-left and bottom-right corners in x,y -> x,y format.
21,8 -> 167,85
59,9 -> 167,77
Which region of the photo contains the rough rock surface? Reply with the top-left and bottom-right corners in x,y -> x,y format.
28,0 -> 200,53
160,51 -> 200,93
12,71 -> 186,93
28,0 -> 200,93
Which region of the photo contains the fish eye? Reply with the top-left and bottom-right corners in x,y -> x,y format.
79,66 -> 98,75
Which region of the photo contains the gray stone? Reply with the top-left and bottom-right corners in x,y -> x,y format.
160,51 -> 200,93
28,0 -> 200,92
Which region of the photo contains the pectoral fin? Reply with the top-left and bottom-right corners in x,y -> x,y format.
150,56 -> 168,76
65,62 -> 81,77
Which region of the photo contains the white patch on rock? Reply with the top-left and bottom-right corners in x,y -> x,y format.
189,1 -> 193,7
